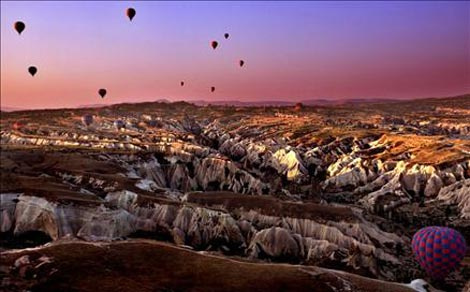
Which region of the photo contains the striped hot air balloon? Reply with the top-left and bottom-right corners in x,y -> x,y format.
412,226 -> 466,279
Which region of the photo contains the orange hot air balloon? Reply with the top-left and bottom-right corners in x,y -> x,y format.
239,60 -> 245,67
224,33 -> 229,39
126,8 -> 136,21
14,21 -> 25,35
211,41 -> 218,50
211,86 -> 215,93
98,88 -> 107,98
28,66 -> 37,76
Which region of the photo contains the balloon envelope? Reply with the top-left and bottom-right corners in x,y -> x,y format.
114,120 -> 125,129
224,33 -> 229,39
211,86 -> 215,92
211,41 -> 218,50
412,226 -> 467,279
239,60 -> 245,67
12,122 -> 23,130
28,66 -> 37,76
126,8 -> 136,21
14,21 -> 25,35
98,89 -> 107,98
181,81 -> 184,87
82,114 -> 93,126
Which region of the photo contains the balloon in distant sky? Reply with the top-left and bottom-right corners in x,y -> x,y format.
224,33 -> 229,39
82,114 -> 93,126
28,66 -> 37,76
211,86 -> 215,92
14,21 -> 25,35
239,60 -> 245,67
98,88 -> 107,98
180,81 -> 184,87
126,8 -> 136,21
412,226 -> 467,279
211,41 -> 218,50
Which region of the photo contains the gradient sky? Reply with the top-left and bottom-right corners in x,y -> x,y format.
1,1 -> 469,109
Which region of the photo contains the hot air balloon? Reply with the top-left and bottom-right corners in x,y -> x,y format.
239,60 -> 245,67
98,88 -> 107,98
294,102 -> 303,111
211,41 -> 218,50
224,33 -> 229,39
28,66 -> 37,76
14,21 -> 25,35
82,114 -> 93,126
211,86 -> 215,93
126,8 -> 136,21
114,120 -> 125,130
180,81 -> 184,87
12,122 -> 23,130
412,226 -> 467,279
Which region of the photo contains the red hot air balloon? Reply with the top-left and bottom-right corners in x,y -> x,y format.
224,33 -> 229,39
294,102 -> 303,111
412,226 -> 467,279
211,41 -> 218,50
28,66 -> 37,76
211,86 -> 215,93
126,8 -> 136,21
14,21 -> 25,35
98,88 -> 107,98
12,122 -> 23,130
239,60 -> 245,67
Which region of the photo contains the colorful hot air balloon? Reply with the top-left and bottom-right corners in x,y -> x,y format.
28,66 -> 37,76
239,60 -> 245,67
412,226 -> 467,279
224,33 -> 229,39
211,86 -> 215,93
126,8 -> 136,21
82,114 -> 93,126
14,21 -> 25,35
98,88 -> 107,98
180,81 -> 184,87
211,41 -> 218,50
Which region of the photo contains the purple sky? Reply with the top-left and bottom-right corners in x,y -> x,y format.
1,1 -> 469,109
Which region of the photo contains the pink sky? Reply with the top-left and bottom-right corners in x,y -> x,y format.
1,1 -> 469,110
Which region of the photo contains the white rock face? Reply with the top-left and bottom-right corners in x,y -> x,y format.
270,148 -> 307,181
0,193 -> 21,232
1,191 -> 405,279
437,179 -> 470,218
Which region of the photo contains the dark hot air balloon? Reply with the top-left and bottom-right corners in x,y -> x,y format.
294,102 -> 303,111
239,60 -> 245,67
114,120 -> 125,130
98,88 -> 107,98
211,86 -> 215,93
14,21 -> 25,35
211,41 -> 218,50
28,66 -> 37,76
412,226 -> 466,279
82,114 -> 93,126
181,81 -> 184,87
126,8 -> 136,21
224,33 -> 229,39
